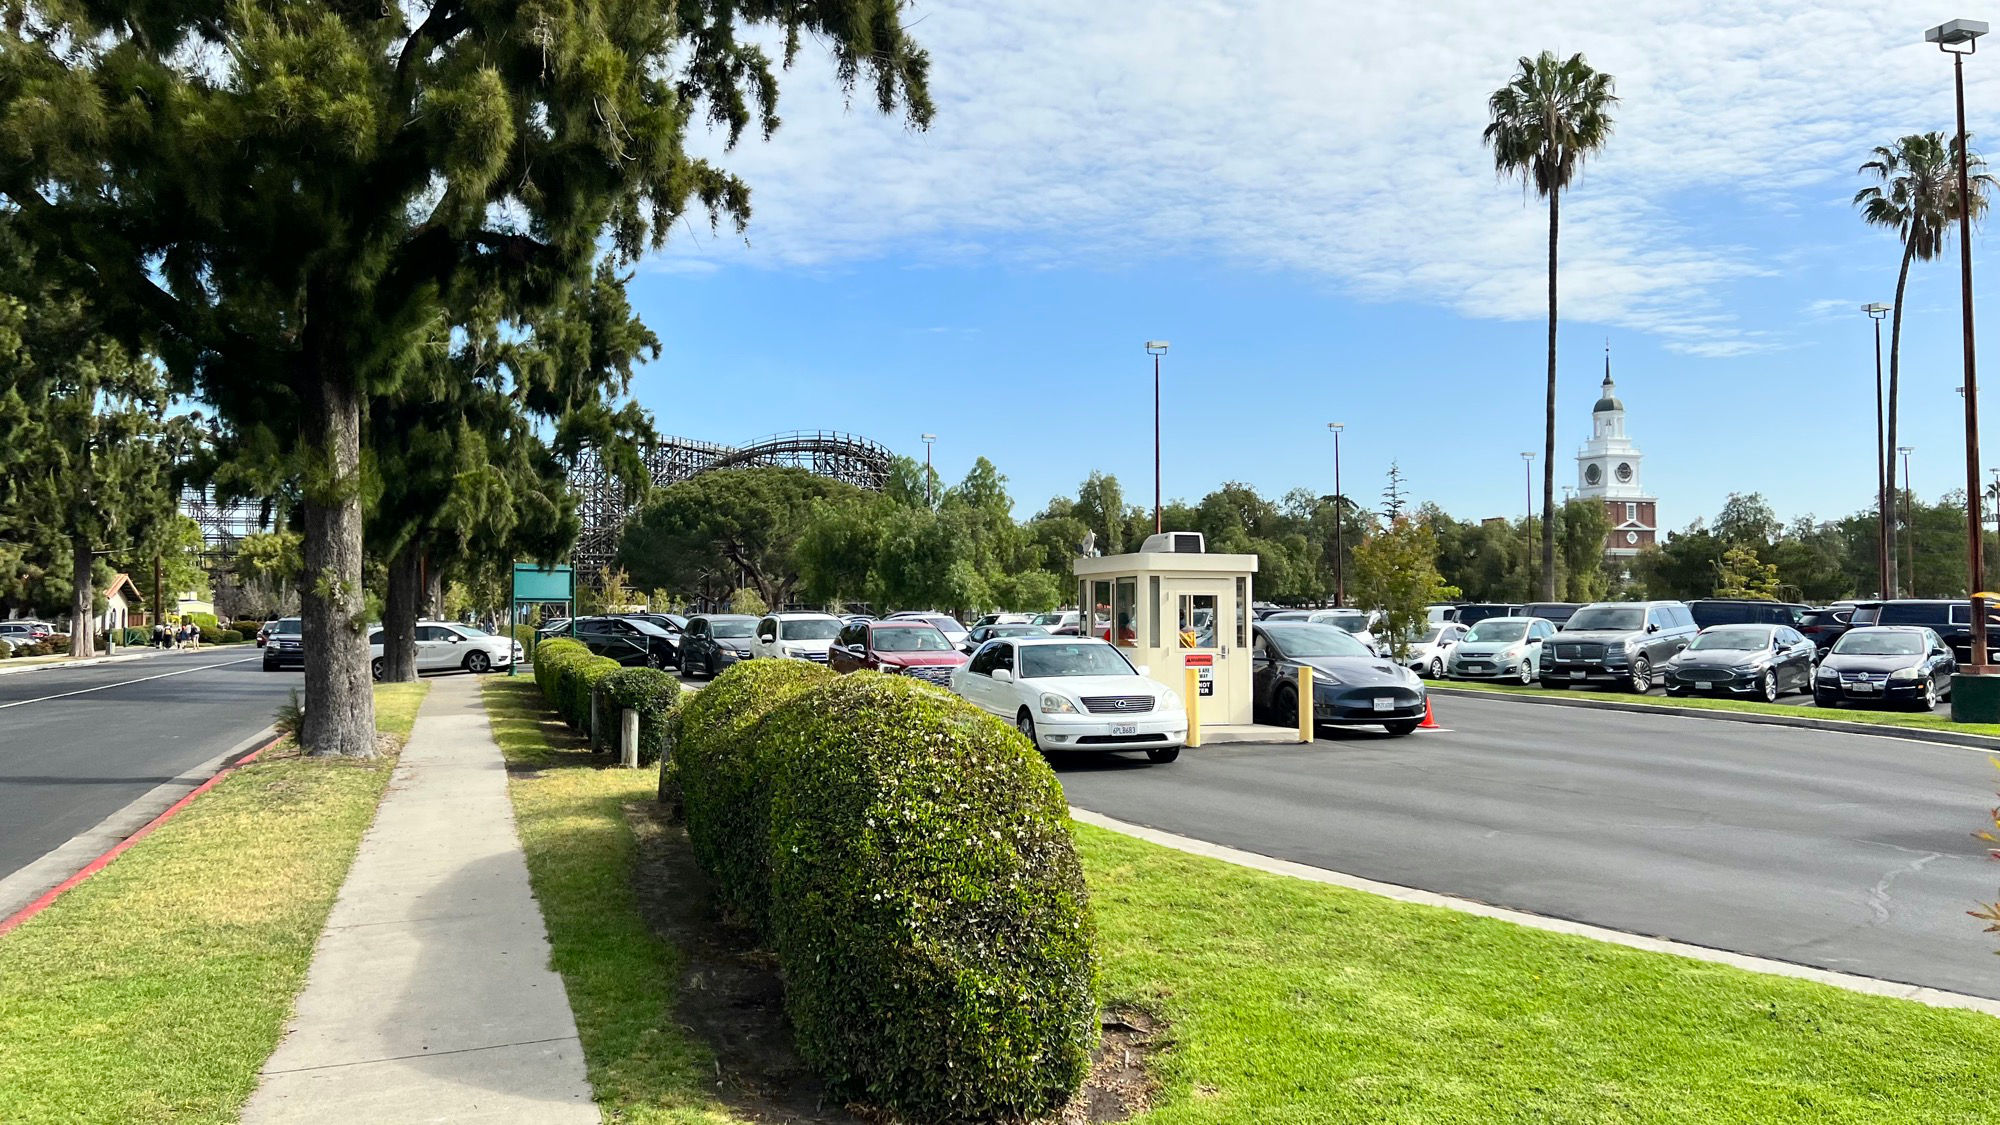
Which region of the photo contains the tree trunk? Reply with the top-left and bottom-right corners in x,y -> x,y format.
298,356 -> 376,758
1887,237 -> 1916,598
382,540 -> 422,683
69,535 -> 96,658
1542,189 -> 1560,602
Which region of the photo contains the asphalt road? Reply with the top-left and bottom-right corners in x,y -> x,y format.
0,648 -> 302,885
1055,692 -> 2000,1000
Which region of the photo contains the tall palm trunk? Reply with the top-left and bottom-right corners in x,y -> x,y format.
1542,189 -> 1559,601
1887,237 -> 1917,597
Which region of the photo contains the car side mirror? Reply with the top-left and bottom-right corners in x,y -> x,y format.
1527,636 -> 1542,645
992,668 -> 1014,683
1137,665 -> 1150,676
1646,623 -> 1659,633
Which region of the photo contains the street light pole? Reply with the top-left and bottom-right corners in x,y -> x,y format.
1328,422 -> 1345,608
1146,342 -> 1169,533
920,433 -> 937,508
1929,17 -> 1990,666
1900,445 -> 1916,594
1865,303 -> 1893,597
1521,452 -> 1537,595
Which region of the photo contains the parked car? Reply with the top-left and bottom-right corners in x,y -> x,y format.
1302,608 -> 1378,652
1539,601 -> 1697,691
1399,622 -> 1469,678
569,616 -> 680,668
367,621 -> 521,679
1426,604 -> 1459,626
1687,599 -> 1809,630
1872,599 -> 1999,664
1452,603 -> 1521,628
679,614 -> 758,678
1519,602 -> 1583,628
974,612 -> 1035,627
829,620 -> 968,685
535,617 -> 573,638
839,613 -> 878,626
886,611 -> 971,649
1030,610 -> 1080,633
1250,622 -> 1428,737
1813,626 -> 1956,710
950,636 -> 1186,761
262,617 -> 304,670
256,620 -> 279,647
1447,616 -> 1555,683
1798,606 -> 1854,653
0,620 -> 54,641
961,621 -> 1046,653
1663,624 -> 1815,701
750,612 -> 845,662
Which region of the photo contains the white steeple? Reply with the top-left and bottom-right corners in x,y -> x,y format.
1578,342 -> 1643,499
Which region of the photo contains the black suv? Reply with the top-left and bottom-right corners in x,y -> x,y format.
1540,601 -> 1698,692
679,614 -> 758,678
1873,600 -> 2000,663
1519,602 -> 1584,627
568,616 -> 679,668
1687,599 -> 1808,630
1798,606 -> 1855,653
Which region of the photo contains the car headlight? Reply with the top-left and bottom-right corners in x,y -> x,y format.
1307,667 -> 1343,686
1889,667 -> 1921,683
1816,667 -> 1838,681
1159,689 -> 1182,710
1040,693 -> 1079,714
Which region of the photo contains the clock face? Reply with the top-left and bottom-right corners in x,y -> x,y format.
1615,462 -> 1633,483
1625,530 -> 1640,545
1584,464 -> 1602,485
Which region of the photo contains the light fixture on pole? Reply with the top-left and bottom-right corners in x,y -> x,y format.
1864,302 -> 1893,597
1899,445 -> 1916,594
1521,452 -> 1537,595
1927,16 -> 1990,667
1146,342 -> 1169,533
1328,423 -> 1345,608
920,433 -> 938,508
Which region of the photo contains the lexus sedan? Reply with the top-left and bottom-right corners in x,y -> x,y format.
951,636 -> 1186,762
1664,624 -> 1814,701
1812,626 -> 1956,710
1251,622 -> 1427,737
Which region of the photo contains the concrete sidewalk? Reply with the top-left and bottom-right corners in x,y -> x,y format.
242,674 -> 597,1124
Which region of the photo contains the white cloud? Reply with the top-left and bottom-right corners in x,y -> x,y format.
653,2 -> 1995,355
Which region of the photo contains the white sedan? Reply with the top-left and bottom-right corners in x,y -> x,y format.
1401,622 -> 1469,678
368,621 -> 522,679
951,636 -> 1187,763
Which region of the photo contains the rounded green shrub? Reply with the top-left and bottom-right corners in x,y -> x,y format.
533,637 -> 588,699
597,667 -> 681,765
762,673 -> 1096,1120
567,654 -> 623,743
219,629 -> 243,644
673,659 -> 837,931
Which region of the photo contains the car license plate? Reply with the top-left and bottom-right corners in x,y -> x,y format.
1695,681 -> 1712,691
1850,682 -> 1877,693
1111,722 -> 1137,736
1371,697 -> 1393,712
1570,670 -> 1587,680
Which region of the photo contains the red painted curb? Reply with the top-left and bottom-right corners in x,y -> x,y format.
0,733 -> 285,938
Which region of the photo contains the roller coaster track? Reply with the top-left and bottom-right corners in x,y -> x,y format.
570,430 -> 895,580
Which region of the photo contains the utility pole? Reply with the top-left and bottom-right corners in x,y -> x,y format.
1328,423 -> 1345,607
920,433 -> 937,508
1146,342 -> 1169,532
1522,452 -> 1537,596
1865,303 -> 1892,597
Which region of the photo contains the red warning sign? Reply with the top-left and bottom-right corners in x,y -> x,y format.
1183,653 -> 1214,667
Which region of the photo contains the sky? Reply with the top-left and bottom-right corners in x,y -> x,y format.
620,1 -> 2000,531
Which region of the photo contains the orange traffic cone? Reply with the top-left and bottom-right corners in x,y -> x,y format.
1417,697 -> 1439,729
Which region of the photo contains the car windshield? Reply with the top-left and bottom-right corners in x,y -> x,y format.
1567,606 -> 1644,631
271,619 -> 302,636
1833,631 -> 1924,656
1465,621 -> 1528,643
1264,623 -> 1373,658
781,618 -> 843,641
1690,627 -> 1768,652
709,619 -> 756,639
1019,643 -> 1137,679
1312,610 -> 1369,632
1406,627 -> 1444,645
455,624 -> 490,637
873,626 -> 951,652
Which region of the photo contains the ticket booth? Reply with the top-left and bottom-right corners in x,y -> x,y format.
1073,538 -> 1258,726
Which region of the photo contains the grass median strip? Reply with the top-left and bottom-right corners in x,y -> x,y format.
1437,677 -> 2000,739
0,681 -> 426,1125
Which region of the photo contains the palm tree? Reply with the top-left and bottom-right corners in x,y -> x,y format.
1484,52 -> 1616,601
1855,131 -> 1995,596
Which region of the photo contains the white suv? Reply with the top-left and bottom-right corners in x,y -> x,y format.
750,612 -> 845,663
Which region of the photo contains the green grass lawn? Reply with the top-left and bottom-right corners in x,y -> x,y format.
1436,677 -> 2000,739
487,676 -> 2000,1123
0,681 -> 428,1125
483,676 -> 742,1125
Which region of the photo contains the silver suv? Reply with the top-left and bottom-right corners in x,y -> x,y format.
1539,601 -> 1697,692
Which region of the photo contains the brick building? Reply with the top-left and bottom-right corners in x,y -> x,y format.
1575,348 -> 1656,564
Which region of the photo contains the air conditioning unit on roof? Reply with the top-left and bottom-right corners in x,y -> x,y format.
1139,531 -> 1205,554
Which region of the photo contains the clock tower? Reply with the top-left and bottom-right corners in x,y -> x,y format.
1575,346 -> 1656,562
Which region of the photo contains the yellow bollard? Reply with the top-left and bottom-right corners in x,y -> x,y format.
1184,665 -> 1202,748
1296,666 -> 1314,742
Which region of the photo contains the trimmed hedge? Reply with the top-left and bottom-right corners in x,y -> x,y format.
761,674 -> 1096,1120
219,629 -> 244,644
596,667 -> 681,765
672,659 -> 837,933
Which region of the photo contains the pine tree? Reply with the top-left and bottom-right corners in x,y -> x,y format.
1,3 -> 931,753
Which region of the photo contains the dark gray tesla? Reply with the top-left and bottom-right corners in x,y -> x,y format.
1251,622 -> 1428,737
1662,624 -> 1816,701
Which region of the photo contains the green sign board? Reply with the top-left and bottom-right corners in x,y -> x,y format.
512,563 -> 574,602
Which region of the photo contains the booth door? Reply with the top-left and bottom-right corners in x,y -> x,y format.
1166,578 -> 1242,723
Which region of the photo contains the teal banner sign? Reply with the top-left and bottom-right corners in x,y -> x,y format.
512,564 -> 573,602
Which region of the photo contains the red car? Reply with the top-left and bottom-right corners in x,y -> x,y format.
830,620 -> 968,686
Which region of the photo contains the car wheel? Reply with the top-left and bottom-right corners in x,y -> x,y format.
1383,719 -> 1420,736
644,651 -> 664,670
1429,657 -> 1444,679
1919,680 -> 1938,712
1516,660 -> 1534,685
1016,709 -> 1040,750
1628,656 -> 1652,694
465,651 -> 491,674
1146,746 -> 1180,764
1272,685 -> 1299,728
371,657 -> 384,681
1760,670 -> 1779,704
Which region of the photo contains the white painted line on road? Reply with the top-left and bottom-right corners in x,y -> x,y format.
1070,806 -> 2000,1019
0,656 -> 262,711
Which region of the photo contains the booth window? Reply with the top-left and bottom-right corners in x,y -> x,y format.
1114,577 -> 1138,647
1091,579 -> 1112,640
1180,593 -> 1218,648
1148,576 -> 1161,647
1236,577 -> 1248,649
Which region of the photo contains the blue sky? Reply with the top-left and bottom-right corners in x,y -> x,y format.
622,1 -> 2000,531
